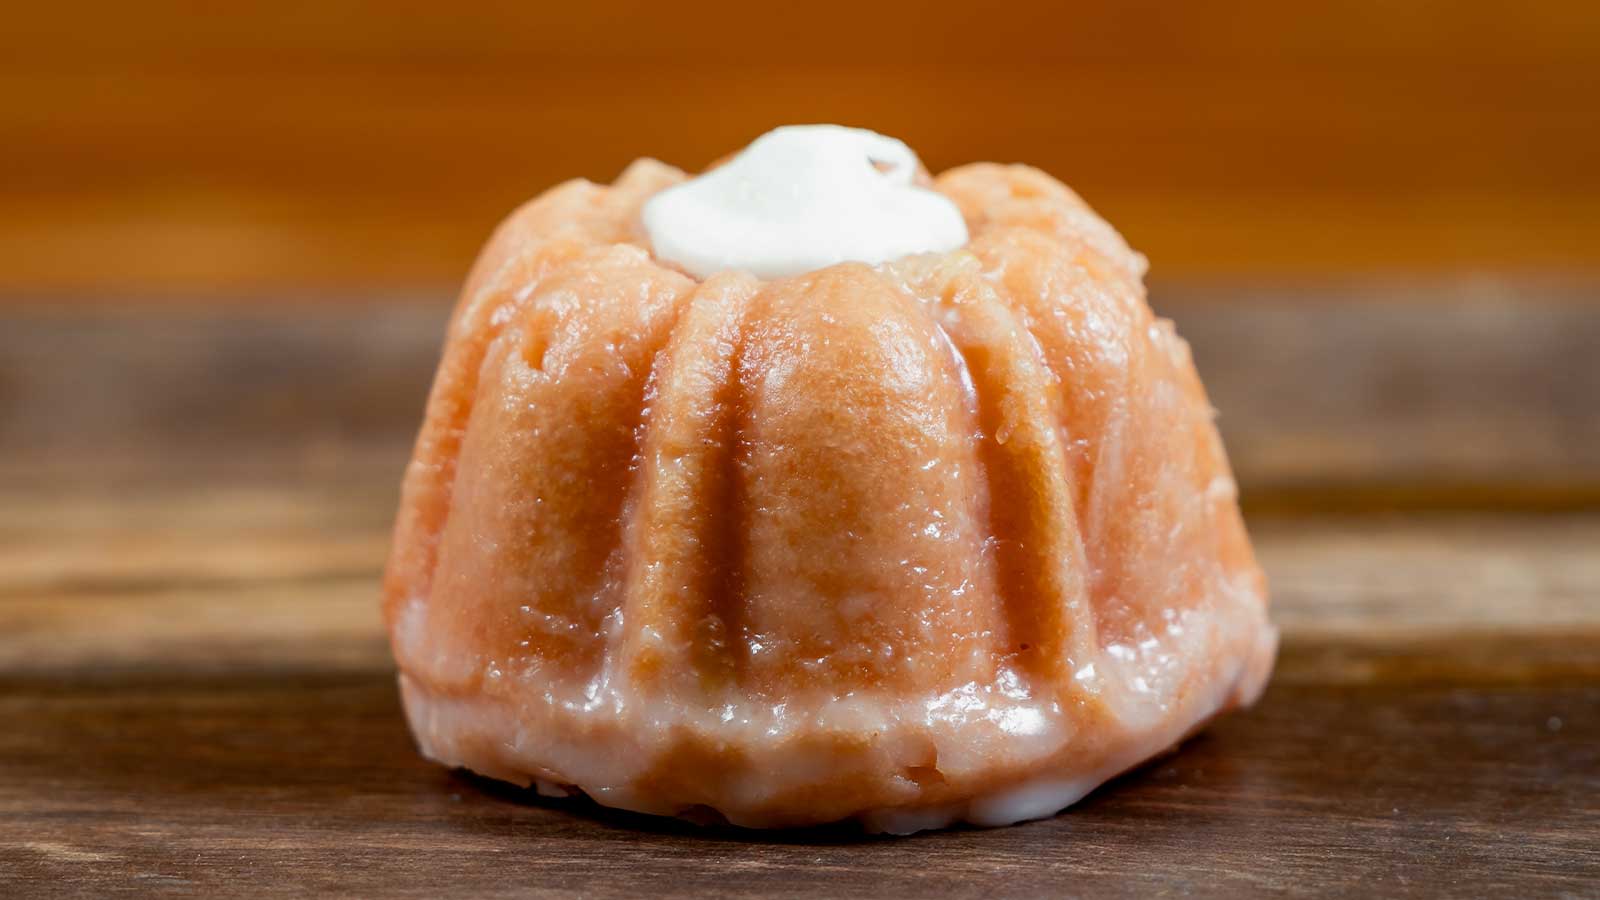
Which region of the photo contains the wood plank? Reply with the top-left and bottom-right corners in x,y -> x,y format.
3,284 -> 1596,503
0,667 -> 1593,897
10,1 -> 1600,67
1169,280 -> 1600,503
3,1 -> 1598,292
2,468 -> 1596,680
2,295 -> 1597,893
2,502 -> 1596,894
11,186 -> 1599,297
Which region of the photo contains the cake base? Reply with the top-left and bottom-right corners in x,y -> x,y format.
397,614 -> 1274,834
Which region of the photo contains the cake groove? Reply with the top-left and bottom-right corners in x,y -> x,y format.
940,272 -> 1094,690
617,273 -> 761,696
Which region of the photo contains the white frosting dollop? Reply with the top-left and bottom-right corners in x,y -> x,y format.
642,125 -> 969,280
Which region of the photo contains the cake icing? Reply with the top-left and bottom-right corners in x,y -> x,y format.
642,125 -> 969,279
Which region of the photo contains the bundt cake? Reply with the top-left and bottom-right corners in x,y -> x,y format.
383,125 -> 1276,833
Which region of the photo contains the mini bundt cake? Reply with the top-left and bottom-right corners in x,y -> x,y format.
383,126 -> 1276,833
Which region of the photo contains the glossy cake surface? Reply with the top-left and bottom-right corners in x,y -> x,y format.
383,158 -> 1276,832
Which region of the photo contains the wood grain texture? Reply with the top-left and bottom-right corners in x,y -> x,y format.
4,478 -> 1597,683
0,294 -> 1596,896
3,1 -> 1599,294
4,279 -> 1596,501
1,672 -> 1594,898
1,471 -> 1596,896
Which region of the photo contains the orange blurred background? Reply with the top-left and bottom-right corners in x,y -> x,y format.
6,0 -> 1599,299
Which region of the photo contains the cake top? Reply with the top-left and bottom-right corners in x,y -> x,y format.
640,125 -> 969,279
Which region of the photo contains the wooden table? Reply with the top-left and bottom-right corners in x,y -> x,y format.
2,281 -> 1596,897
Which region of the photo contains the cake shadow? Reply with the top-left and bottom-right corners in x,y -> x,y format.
448,739 -> 1186,844
453,770 -> 896,844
